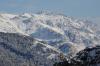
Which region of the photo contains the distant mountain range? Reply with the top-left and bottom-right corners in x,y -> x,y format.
0,12 -> 100,66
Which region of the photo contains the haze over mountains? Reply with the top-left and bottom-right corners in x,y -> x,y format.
0,12 -> 100,66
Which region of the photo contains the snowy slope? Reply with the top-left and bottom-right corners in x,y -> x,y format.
0,12 -> 100,57
72,46 -> 100,66
0,32 -> 63,66
54,46 -> 100,66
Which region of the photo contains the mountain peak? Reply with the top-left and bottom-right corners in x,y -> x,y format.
0,13 -> 17,18
21,13 -> 32,18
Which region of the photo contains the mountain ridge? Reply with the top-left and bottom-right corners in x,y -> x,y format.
0,13 -> 100,66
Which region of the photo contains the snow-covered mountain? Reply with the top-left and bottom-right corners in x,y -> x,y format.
54,46 -> 100,66
72,45 -> 100,66
0,12 -> 100,66
0,32 -> 62,66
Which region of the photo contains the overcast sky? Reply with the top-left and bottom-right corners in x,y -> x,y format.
0,0 -> 100,17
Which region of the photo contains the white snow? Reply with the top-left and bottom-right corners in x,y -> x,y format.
0,13 -> 100,57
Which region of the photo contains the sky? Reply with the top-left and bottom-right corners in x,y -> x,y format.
0,0 -> 100,17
